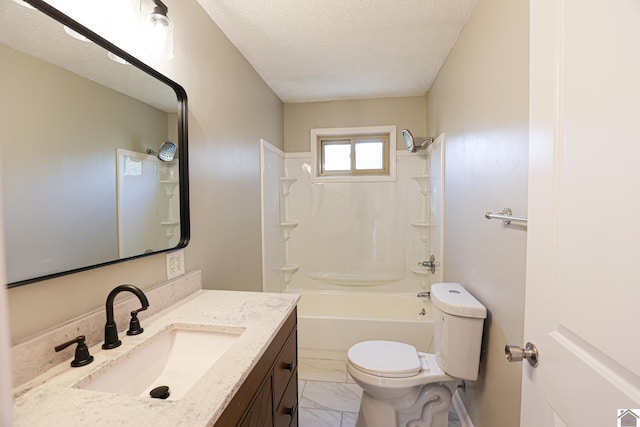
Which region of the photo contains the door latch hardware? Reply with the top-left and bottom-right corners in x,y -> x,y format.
505,342 -> 539,367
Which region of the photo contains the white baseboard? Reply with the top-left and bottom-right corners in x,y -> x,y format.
451,389 -> 474,427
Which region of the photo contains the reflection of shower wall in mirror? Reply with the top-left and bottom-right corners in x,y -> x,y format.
0,43 -> 172,284
116,150 -> 180,259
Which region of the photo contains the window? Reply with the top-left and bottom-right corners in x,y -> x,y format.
311,126 -> 397,182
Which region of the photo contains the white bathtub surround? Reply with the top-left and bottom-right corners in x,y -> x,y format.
11,270 -> 202,388
284,151 -> 428,293
260,139 -> 299,292
294,290 -> 433,360
261,137 -> 445,294
13,289 -> 299,426
426,135 -> 445,286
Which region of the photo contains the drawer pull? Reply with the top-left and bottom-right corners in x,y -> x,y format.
284,406 -> 295,417
283,362 -> 294,372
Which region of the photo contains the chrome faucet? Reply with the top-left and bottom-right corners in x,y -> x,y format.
417,255 -> 439,274
417,292 -> 430,316
102,284 -> 149,349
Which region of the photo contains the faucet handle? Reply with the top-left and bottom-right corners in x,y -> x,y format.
55,335 -> 94,367
126,307 -> 147,336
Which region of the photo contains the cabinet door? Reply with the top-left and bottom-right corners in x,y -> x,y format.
274,372 -> 298,427
240,376 -> 273,427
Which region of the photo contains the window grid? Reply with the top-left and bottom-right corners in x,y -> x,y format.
319,135 -> 390,177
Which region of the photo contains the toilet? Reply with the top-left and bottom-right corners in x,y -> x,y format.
346,283 -> 487,427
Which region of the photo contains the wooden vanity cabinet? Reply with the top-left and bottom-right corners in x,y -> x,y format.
214,309 -> 298,427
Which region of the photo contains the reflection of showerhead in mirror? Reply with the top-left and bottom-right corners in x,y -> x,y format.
402,129 -> 434,153
147,141 -> 177,162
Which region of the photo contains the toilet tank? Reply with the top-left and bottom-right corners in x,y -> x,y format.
431,283 -> 487,381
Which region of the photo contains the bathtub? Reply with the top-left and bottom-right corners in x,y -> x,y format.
292,291 -> 434,360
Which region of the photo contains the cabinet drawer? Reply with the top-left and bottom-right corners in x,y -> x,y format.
274,372 -> 298,427
273,328 -> 297,405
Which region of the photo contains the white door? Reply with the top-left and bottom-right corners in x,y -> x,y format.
522,0 -> 640,425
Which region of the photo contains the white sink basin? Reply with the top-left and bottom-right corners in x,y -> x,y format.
76,324 -> 245,401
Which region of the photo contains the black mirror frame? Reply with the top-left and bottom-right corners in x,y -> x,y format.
7,0 -> 190,288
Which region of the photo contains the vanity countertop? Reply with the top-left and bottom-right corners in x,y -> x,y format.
13,290 -> 299,427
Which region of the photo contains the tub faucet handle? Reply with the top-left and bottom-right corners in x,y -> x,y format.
417,255 -> 439,274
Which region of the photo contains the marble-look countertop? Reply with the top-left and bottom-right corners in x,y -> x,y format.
13,290 -> 299,427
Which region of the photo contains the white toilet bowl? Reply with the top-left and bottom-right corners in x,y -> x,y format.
347,341 -> 455,427
346,283 -> 487,427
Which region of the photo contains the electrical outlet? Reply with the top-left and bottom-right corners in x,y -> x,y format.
166,249 -> 185,280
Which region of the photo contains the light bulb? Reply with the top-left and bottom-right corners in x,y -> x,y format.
146,11 -> 174,60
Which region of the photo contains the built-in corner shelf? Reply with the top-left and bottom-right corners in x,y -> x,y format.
281,264 -> 300,284
308,273 -> 402,286
161,221 -> 180,239
160,180 -> 179,198
280,222 -> 299,241
411,222 -> 431,242
280,177 -> 297,197
412,175 -> 430,195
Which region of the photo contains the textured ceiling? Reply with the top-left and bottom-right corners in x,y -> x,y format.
196,0 -> 478,103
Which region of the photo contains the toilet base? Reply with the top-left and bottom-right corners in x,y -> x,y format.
356,383 -> 452,427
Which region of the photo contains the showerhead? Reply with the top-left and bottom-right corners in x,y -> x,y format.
402,129 -> 416,153
401,129 -> 434,153
147,141 -> 177,162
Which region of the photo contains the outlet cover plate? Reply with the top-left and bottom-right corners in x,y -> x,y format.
166,249 -> 185,280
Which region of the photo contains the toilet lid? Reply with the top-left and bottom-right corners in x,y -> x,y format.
347,341 -> 422,378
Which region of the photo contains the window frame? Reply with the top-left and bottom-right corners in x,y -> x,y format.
311,126 -> 397,182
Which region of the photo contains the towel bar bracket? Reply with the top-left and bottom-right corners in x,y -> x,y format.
485,208 -> 528,225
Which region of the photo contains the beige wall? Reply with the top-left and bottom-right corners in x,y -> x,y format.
425,0 -> 529,425
6,0 -> 283,343
284,96 -> 426,152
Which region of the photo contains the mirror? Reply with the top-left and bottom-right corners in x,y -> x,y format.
1,0 -> 190,287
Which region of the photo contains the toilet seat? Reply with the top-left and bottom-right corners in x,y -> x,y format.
347,340 -> 422,378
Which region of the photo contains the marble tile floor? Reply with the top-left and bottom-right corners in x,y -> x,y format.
297,357 -> 462,427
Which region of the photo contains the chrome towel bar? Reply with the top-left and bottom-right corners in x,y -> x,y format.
485,208 -> 528,225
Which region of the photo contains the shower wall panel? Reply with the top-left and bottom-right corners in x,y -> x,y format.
260,140 -> 286,292
283,151 -> 433,293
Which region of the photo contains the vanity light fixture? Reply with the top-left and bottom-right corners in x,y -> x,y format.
145,0 -> 174,60
51,0 -> 175,62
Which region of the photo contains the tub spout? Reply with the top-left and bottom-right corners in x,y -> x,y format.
417,291 -> 430,299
